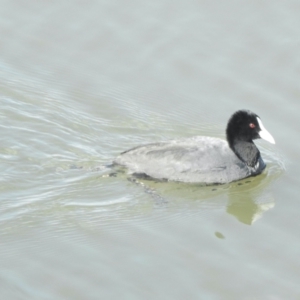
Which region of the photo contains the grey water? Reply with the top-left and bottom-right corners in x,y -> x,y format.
0,1 -> 299,299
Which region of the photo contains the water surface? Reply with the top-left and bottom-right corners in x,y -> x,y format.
0,1 -> 299,299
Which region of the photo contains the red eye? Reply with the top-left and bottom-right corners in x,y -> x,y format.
249,123 -> 255,129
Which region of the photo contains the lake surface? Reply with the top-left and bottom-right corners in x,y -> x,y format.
0,1 -> 299,299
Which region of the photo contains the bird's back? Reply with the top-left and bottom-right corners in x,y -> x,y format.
114,136 -> 251,184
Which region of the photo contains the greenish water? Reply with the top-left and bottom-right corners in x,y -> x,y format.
0,1 -> 299,299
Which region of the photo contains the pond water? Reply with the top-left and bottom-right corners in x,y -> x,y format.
1,1 -> 300,299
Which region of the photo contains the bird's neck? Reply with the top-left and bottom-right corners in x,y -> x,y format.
229,140 -> 260,168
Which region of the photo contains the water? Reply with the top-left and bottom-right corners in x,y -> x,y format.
0,1 -> 299,299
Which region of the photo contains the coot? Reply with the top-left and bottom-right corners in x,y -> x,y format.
114,110 -> 275,184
